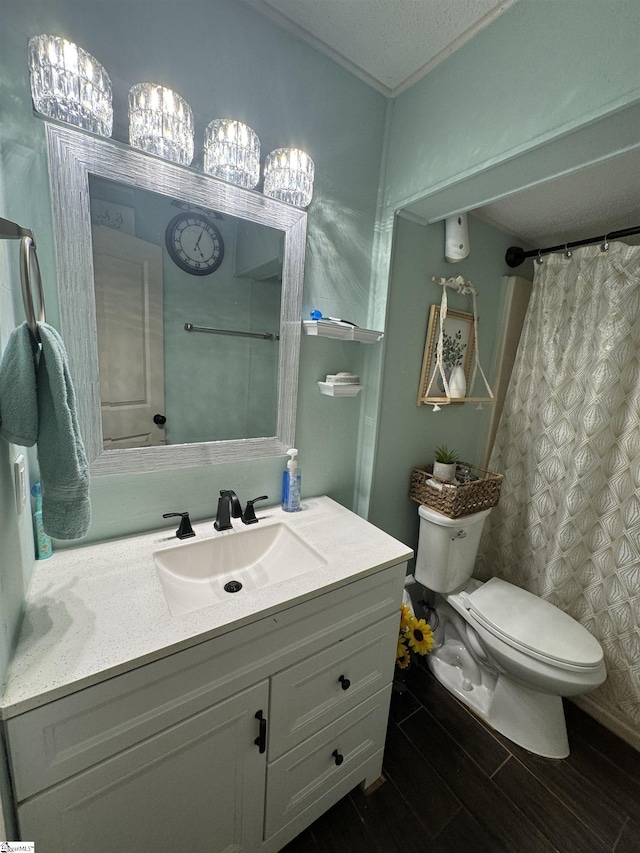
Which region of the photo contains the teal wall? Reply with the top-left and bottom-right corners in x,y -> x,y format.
384,0 -> 640,216
360,0 -> 640,543
367,213 -> 531,554
0,0 -> 387,543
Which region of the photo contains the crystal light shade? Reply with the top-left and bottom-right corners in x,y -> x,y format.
128,83 -> 194,166
28,34 -> 113,137
263,148 -> 314,208
204,119 -> 260,189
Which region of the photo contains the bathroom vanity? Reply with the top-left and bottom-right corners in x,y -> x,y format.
0,496 -> 411,852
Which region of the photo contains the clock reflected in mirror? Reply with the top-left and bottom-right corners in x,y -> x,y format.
165,211 -> 225,275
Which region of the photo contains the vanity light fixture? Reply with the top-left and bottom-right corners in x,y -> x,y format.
128,83 -> 194,166
28,34 -> 113,137
203,119 -> 260,189
263,148 -> 314,209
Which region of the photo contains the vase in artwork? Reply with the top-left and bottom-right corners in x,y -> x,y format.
448,365 -> 467,398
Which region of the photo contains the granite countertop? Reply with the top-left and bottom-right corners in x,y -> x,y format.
1,496 -> 412,719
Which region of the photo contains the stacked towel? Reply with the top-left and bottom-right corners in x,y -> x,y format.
0,321 -> 91,540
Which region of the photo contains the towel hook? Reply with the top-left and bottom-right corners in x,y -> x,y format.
20,236 -> 46,341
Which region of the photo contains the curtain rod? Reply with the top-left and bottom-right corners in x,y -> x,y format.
505,225 -> 640,268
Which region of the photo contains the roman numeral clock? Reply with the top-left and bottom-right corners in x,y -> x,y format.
165,212 -> 224,275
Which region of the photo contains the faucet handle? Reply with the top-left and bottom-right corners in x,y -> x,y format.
163,512 -> 196,540
242,495 -> 269,525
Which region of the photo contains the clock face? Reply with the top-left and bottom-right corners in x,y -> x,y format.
165,212 -> 224,276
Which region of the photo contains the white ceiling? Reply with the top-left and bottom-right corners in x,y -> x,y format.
248,0 -> 640,248
475,149 -> 640,248
247,0 -> 517,97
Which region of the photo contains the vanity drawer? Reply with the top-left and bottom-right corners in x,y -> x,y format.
264,683 -> 392,839
268,611 -> 398,759
6,562 -> 405,801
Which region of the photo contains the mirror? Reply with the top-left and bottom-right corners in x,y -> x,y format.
89,176 -> 284,449
46,122 -> 306,475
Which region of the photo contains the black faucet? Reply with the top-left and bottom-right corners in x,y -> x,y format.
242,495 -> 269,525
214,490 -> 242,531
162,512 -> 195,539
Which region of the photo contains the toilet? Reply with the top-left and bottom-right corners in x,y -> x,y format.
415,504 -> 606,758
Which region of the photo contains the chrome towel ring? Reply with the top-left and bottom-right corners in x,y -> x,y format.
20,236 -> 45,340
0,216 -> 46,341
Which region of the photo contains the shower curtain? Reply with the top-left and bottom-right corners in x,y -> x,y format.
477,241 -> 640,746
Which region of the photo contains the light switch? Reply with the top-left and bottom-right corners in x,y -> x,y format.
14,454 -> 27,514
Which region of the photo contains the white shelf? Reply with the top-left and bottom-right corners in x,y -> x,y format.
420,396 -> 495,405
317,382 -> 363,397
303,320 -> 383,343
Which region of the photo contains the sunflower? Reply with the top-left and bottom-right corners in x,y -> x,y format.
399,601 -> 413,631
396,636 -> 411,669
406,617 -> 434,655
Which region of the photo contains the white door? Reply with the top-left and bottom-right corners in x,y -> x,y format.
92,225 -> 166,448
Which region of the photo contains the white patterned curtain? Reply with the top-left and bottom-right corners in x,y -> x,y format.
477,241 -> 640,743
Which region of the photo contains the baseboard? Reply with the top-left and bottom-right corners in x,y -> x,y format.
570,695 -> 640,753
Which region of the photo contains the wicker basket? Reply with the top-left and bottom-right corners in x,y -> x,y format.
409,462 -> 503,519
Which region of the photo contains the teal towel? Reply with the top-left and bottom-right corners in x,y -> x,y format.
0,322 -> 38,446
0,321 -> 91,540
36,323 -> 91,540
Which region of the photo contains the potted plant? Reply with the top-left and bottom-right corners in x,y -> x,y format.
433,444 -> 458,481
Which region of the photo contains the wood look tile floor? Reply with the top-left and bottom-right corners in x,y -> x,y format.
282,661 -> 640,853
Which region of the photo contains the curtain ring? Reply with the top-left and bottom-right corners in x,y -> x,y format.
601,235 -> 609,252
536,250 -> 544,265
564,244 -> 572,258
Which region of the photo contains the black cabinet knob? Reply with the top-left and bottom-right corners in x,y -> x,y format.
153,413 -> 167,425
338,675 -> 351,691
332,749 -> 344,766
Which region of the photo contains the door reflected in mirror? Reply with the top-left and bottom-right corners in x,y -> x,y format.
89,177 -> 284,450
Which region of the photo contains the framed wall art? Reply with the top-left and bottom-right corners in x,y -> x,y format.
417,306 -> 475,404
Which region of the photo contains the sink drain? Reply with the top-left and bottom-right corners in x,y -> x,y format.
224,580 -> 243,593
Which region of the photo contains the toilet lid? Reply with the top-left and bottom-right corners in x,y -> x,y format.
464,578 -> 603,667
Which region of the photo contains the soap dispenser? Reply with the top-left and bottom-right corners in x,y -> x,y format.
282,448 -> 301,512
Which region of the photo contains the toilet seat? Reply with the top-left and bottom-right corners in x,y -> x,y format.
462,578 -> 603,670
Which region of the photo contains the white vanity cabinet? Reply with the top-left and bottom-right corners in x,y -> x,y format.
17,682 -> 269,852
4,561 -> 406,853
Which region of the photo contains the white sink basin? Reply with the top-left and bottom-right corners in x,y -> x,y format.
154,523 -> 327,617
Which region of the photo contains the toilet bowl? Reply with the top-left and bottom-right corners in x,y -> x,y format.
415,505 -> 606,758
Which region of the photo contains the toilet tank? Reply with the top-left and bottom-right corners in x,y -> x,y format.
414,505 -> 492,593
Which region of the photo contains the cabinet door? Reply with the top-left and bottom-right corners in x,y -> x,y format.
18,681 -> 268,853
